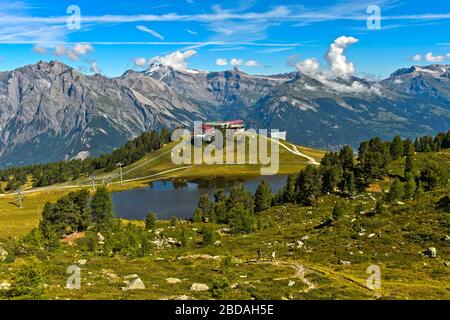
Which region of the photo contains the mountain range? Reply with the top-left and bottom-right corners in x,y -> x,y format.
0,60 -> 449,167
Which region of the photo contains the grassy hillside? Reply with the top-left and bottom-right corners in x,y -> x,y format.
77,137 -> 324,190
0,137 -> 324,238
0,149 -> 449,300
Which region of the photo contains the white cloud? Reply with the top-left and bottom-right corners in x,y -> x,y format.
72,43 -> 93,56
215,58 -> 228,66
32,45 -> 48,54
90,60 -> 101,74
133,57 -> 148,67
150,50 -> 197,72
326,36 -> 359,78
296,58 -> 321,76
412,52 -> 450,62
230,58 -> 243,66
136,25 -> 164,41
412,54 -> 422,61
54,44 -> 68,56
186,29 -> 197,35
48,43 -> 93,61
244,60 -> 258,67
293,36 -> 380,95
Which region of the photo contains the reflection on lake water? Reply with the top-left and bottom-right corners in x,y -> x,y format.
112,175 -> 288,220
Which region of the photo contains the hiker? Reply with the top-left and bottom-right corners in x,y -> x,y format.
257,248 -> 263,261
271,251 -> 276,261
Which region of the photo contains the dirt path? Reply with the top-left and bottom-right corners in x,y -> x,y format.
246,259 -> 316,293
266,137 -> 320,165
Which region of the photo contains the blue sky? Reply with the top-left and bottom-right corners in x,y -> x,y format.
1,0 -> 450,78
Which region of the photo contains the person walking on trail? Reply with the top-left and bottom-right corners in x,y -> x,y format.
257,248 -> 263,261
271,251 -> 276,261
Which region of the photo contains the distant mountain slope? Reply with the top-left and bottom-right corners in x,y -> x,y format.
247,72 -> 450,149
0,60 -> 449,166
0,61 -> 204,166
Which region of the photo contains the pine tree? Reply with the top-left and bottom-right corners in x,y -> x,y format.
198,194 -> 215,222
339,145 -> 355,172
418,162 -> 442,191
404,175 -> 416,200
145,211 -> 157,230
296,165 -> 322,205
414,181 -> 424,200
90,187 -> 114,231
390,135 -> 404,160
375,200 -> 386,215
254,180 -> 272,212
331,201 -> 346,220
404,150 -> 414,177
386,178 -> 404,203
281,174 -> 296,203
193,208 -> 204,223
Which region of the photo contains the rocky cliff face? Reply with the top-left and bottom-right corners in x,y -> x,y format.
0,61 -> 204,166
0,60 -> 449,166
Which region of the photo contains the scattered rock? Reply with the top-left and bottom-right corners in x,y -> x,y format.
190,283 -> 209,291
106,273 -> 118,280
124,274 -> 140,280
301,235 -> 309,241
288,280 -> 295,287
296,241 -> 304,248
213,240 -> 221,246
443,261 -> 450,267
0,246 -> 8,262
97,232 -> 105,245
368,233 -> 375,238
122,276 -> 145,291
174,295 -> 190,300
77,259 -> 87,266
339,260 -> 351,265
0,281 -> 10,290
425,247 -> 437,258
443,235 -> 450,242
166,278 -> 182,284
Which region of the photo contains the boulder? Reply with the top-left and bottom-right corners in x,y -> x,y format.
122,277 -> 145,291
0,246 -> 8,262
190,283 -> 209,291
166,278 -> 182,284
77,259 -> 87,266
0,281 -> 10,290
426,247 -> 437,258
288,280 -> 296,287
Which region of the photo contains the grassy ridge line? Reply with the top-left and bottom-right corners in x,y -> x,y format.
0,139 -> 324,238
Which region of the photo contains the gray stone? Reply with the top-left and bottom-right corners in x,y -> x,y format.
0,281 -> 11,290
166,278 -> 182,284
426,247 -> 437,258
77,259 -> 87,266
190,283 -> 209,291
122,277 -> 145,291
0,246 -> 8,262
